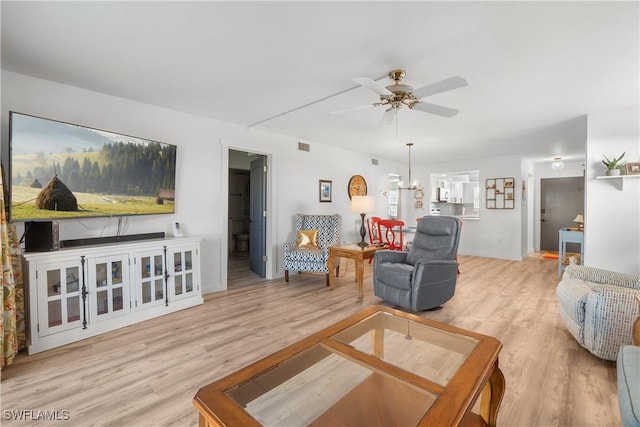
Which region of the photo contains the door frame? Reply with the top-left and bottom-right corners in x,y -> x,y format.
533,163 -> 585,253
539,176 -> 585,252
219,139 -> 274,289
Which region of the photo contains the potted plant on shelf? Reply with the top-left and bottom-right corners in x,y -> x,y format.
602,152 -> 625,176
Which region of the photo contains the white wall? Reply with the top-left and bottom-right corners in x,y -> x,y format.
407,155 -> 526,260
5,71 -> 636,290
585,106 -> 640,275
218,136 -> 401,289
1,72 -> 221,294
1,71 -> 403,294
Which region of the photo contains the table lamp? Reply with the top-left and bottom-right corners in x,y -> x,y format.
351,196 -> 375,248
573,214 -> 584,231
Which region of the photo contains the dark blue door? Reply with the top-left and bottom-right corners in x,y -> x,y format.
249,156 -> 266,277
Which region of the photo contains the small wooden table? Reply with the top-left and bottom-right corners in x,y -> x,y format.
193,305 -> 505,427
327,243 -> 386,297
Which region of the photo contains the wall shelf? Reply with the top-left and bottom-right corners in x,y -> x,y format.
485,177 -> 515,209
595,174 -> 640,190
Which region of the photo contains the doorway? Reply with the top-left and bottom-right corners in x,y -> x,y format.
540,177 -> 584,252
228,149 -> 267,287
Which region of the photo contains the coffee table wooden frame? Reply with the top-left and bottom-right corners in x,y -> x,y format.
193,305 -> 505,427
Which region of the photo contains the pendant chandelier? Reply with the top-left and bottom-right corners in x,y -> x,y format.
393,113 -> 421,191
398,142 -> 420,190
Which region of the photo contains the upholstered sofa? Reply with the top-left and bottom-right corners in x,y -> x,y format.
556,265 -> 640,361
618,345 -> 640,427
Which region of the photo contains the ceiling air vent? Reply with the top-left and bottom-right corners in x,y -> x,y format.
371,158 -> 379,166
297,142 -> 310,152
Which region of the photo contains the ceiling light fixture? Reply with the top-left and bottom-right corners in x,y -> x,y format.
398,142 -> 421,190
551,157 -> 564,171
336,69 -> 467,118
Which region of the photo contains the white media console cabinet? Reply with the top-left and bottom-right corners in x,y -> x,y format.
23,236 -> 203,354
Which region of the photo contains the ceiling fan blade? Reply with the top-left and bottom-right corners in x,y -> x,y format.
353,77 -> 393,96
412,76 -> 468,99
330,104 -> 375,115
379,108 -> 396,127
412,102 -> 460,117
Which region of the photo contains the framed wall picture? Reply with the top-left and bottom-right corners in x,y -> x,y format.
319,180 -> 332,202
625,162 -> 640,175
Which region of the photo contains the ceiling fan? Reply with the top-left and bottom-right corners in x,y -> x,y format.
333,69 -> 468,119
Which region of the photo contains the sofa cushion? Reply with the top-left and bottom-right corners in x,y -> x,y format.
296,229 -> 319,249
617,345 -> 640,427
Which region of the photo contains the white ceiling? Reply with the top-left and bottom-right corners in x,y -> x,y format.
2,1 -> 638,164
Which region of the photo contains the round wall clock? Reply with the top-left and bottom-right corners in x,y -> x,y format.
348,175 -> 368,200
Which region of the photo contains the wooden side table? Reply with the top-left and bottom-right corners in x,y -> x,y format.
327,244 -> 386,297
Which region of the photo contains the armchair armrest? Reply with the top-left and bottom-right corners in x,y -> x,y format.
564,265 -> 640,290
585,284 -> 640,360
319,245 -> 331,261
587,284 -> 640,315
409,259 -> 459,311
556,277 -> 592,323
412,259 -> 459,288
283,241 -> 296,256
374,249 -> 408,264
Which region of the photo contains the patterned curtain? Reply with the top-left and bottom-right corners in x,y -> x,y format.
1,164 -> 25,369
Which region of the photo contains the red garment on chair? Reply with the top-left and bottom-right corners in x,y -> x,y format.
377,219 -> 405,251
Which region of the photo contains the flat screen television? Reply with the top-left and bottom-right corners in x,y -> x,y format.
8,112 -> 177,221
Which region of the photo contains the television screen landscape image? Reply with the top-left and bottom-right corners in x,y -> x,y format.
9,112 -> 177,221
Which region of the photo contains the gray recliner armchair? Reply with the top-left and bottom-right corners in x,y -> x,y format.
373,216 -> 462,312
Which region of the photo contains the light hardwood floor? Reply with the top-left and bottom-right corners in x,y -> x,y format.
1,254 -> 620,426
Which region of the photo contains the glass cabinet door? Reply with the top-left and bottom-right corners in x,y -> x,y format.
37,260 -> 84,337
169,245 -> 198,302
135,250 -> 166,310
87,254 -> 131,322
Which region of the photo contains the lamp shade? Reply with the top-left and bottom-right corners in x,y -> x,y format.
573,214 -> 584,224
351,195 -> 375,214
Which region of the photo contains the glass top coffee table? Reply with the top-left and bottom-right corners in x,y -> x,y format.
194,305 -> 505,427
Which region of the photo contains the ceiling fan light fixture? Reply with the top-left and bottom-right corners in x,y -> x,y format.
551,157 -> 564,171
340,69 -> 467,118
386,83 -> 414,95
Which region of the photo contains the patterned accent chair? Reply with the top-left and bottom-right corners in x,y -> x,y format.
556,265 -> 640,361
373,216 -> 461,312
283,214 -> 341,286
